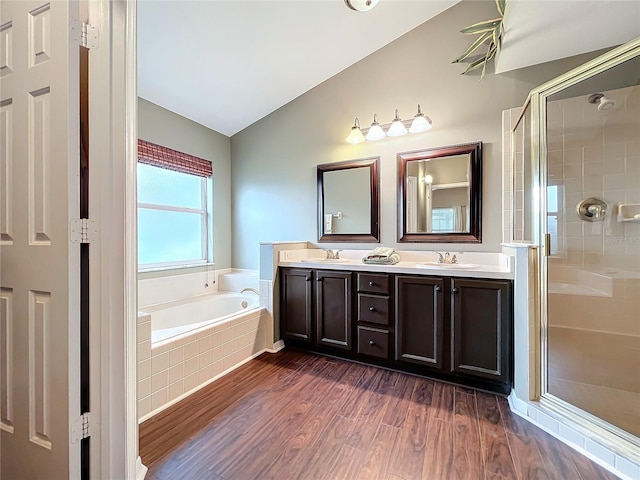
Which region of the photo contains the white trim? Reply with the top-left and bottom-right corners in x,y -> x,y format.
124,0 -> 140,477
138,261 -> 215,274
136,456 -> 148,480
138,203 -> 206,215
266,340 -> 285,353
139,258 -> 208,271
508,392 -> 638,480
89,0 -> 140,477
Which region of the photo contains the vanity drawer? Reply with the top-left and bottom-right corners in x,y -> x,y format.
357,273 -> 390,295
358,294 -> 390,326
357,327 -> 390,359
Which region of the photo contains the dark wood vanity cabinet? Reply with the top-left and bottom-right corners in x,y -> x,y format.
280,268 -> 352,350
450,278 -> 511,384
356,273 -> 392,360
315,270 -> 352,350
394,274 -> 511,386
280,267 -> 512,394
395,275 -> 444,368
280,268 -> 313,342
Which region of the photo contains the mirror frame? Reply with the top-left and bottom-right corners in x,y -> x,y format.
317,157 -> 380,243
397,142 -> 482,243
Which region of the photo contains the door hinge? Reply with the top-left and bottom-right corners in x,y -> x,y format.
70,219 -> 97,244
71,20 -> 99,49
71,412 -> 96,443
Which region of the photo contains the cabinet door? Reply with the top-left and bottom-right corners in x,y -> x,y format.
280,268 -> 313,342
451,279 -> 511,383
395,275 -> 444,368
316,270 -> 352,350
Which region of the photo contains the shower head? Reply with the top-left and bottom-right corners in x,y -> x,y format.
588,93 -> 615,111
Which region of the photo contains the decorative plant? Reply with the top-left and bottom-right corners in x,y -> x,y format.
453,0 -> 506,78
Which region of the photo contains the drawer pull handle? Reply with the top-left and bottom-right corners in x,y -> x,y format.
369,281 -> 375,287
435,286 -> 441,292
368,340 -> 376,346
369,306 -> 376,312
452,287 -> 459,293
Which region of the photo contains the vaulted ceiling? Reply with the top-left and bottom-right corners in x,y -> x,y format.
138,1 -> 640,137
137,0 -> 460,136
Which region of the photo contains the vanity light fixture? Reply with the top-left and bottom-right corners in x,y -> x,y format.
346,104 -> 432,144
365,114 -> 386,141
386,109 -> 408,137
345,117 -> 365,144
409,104 -> 432,133
344,0 -> 380,12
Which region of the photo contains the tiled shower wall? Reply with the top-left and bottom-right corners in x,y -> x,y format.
546,85 -> 640,270
502,105 -> 532,243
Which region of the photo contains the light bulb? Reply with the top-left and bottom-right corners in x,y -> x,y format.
425,174 -> 433,184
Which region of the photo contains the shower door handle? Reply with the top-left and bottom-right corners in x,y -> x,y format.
544,233 -> 551,257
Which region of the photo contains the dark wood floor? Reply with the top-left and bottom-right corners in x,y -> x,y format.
140,350 -> 618,480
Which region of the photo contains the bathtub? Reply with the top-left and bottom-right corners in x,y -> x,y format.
137,290 -> 266,421
143,292 -> 260,344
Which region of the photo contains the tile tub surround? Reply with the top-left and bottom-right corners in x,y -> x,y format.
138,268 -> 260,309
137,307 -> 268,422
137,268 -> 267,421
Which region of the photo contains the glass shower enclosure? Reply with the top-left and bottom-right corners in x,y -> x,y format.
512,37 -> 640,450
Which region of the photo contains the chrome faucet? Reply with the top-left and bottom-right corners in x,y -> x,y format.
241,287 -> 259,295
325,249 -> 342,259
437,252 -> 458,264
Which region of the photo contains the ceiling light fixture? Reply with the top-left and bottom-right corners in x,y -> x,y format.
344,0 -> 380,12
346,104 -> 433,144
345,117 -> 365,144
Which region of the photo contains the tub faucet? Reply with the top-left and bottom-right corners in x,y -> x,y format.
241,287 -> 259,295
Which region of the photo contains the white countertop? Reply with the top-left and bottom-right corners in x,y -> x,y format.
278,249 -> 514,280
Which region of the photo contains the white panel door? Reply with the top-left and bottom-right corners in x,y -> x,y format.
0,1 -> 81,478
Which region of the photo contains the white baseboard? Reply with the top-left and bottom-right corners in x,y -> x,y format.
136,456 -> 148,480
507,392 -> 637,480
265,340 -> 285,353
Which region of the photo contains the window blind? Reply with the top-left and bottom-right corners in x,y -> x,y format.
138,139 -> 212,177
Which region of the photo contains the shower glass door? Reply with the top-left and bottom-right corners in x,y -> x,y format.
544,55 -> 640,439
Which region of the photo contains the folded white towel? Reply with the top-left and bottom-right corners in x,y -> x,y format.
362,247 -> 400,265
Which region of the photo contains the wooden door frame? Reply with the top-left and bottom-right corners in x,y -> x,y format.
86,1 -> 140,478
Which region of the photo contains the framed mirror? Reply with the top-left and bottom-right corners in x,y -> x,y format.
317,157 -> 380,242
397,142 -> 482,243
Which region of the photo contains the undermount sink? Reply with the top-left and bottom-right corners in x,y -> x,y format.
416,262 -> 478,269
301,258 -> 350,263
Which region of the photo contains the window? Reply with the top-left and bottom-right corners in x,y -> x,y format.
547,184 -> 561,255
432,207 -> 455,232
137,140 -> 213,270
